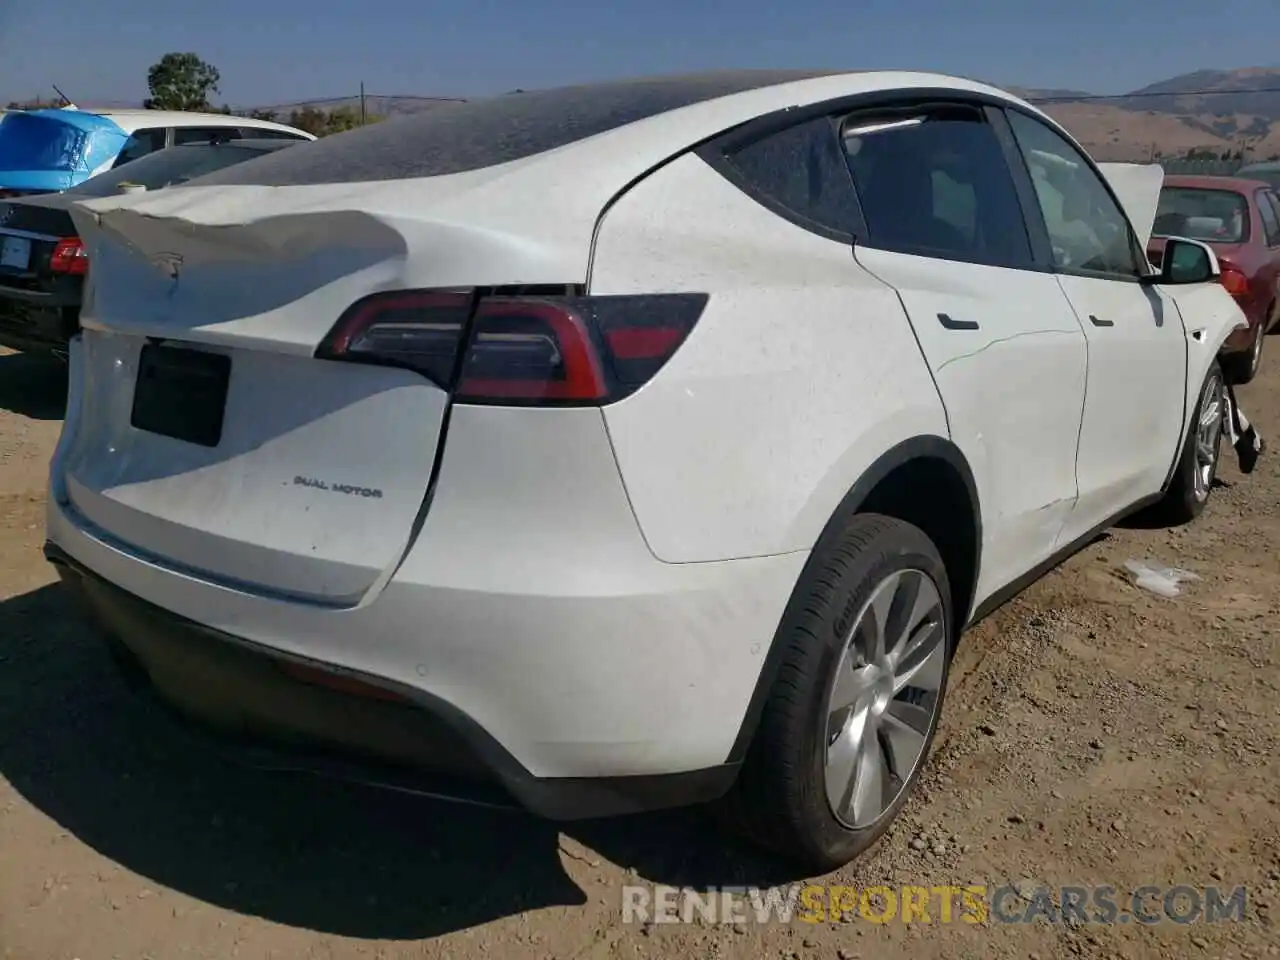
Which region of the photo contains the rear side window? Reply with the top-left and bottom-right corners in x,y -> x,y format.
237,127 -> 309,141
717,116 -> 862,239
191,70 -> 842,186
112,128 -> 167,168
174,126 -> 242,145
1256,190 -> 1280,247
839,104 -> 1033,267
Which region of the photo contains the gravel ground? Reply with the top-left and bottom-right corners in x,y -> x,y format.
1,345 -> 1277,960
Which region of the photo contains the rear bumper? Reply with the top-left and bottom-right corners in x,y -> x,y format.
46,541 -> 742,819
0,290 -> 77,355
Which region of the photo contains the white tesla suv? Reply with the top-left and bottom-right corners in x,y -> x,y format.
45,70 -> 1244,871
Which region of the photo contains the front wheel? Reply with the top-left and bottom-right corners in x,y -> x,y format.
717,514 -> 952,872
1223,322 -> 1263,385
1153,360 -> 1225,525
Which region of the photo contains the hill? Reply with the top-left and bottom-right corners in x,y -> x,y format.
10,68 -> 1280,161
1021,67 -> 1280,161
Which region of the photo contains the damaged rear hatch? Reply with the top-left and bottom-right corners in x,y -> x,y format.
53,73 -> 840,606
59,185 -> 557,607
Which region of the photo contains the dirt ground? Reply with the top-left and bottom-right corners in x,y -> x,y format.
1,345 -> 1278,960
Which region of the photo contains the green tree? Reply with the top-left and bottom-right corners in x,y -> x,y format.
285,105 -> 384,137
286,106 -> 329,136
247,108 -> 278,122
144,53 -> 221,111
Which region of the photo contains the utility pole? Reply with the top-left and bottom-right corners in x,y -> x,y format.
360,82 -> 366,126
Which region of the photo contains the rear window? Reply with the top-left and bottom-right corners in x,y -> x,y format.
0,113 -> 86,171
1152,187 -> 1250,243
67,143 -> 289,198
191,71 -> 840,187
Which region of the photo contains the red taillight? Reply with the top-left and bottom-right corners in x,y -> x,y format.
1219,264 -> 1250,299
458,298 -> 609,400
50,237 -> 88,275
317,289 -> 708,405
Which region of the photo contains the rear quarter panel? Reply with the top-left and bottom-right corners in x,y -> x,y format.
589,151 -> 949,564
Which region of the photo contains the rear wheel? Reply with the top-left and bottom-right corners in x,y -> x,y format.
718,514 -> 952,872
1152,360 -> 1225,525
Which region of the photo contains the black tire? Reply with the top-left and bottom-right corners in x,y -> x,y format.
1152,360 -> 1225,526
716,513 -> 953,873
1222,323 -> 1263,385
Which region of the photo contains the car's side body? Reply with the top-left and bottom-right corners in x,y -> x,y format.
45,71 -> 1245,823
1149,174 -> 1280,379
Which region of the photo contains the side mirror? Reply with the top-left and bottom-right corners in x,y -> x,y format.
1155,236 -> 1220,285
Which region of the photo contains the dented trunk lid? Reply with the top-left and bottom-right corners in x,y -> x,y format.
57,176 -> 595,604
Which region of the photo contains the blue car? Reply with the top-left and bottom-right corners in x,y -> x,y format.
0,109 -> 131,196
0,107 -> 313,197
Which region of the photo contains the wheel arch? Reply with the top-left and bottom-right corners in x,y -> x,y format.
724,435 -> 982,764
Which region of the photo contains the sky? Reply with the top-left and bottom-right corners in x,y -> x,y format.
1,0 -> 1278,108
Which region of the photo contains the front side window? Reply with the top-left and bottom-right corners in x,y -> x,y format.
1153,187 -> 1251,244
838,103 -> 1033,268
1005,110 -> 1144,279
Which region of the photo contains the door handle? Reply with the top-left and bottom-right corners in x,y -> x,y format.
1089,315 -> 1114,327
937,312 -> 979,330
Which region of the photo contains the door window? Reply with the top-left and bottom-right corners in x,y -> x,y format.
1267,192 -> 1280,240
1005,110 -> 1145,279
173,126 -> 244,145
1257,190 -> 1280,247
112,127 -> 167,168
237,127 -> 310,141
717,115 -> 863,240
837,103 -> 1033,268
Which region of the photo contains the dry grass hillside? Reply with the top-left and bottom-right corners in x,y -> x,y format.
1039,103 -> 1231,160
12,66 -> 1280,163
1023,66 -> 1280,162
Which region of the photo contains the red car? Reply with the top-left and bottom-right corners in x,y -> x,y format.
1148,175 -> 1280,384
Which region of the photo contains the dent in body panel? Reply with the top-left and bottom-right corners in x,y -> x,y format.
58,330 -> 445,602
590,152 -> 948,564
851,247 -> 1089,604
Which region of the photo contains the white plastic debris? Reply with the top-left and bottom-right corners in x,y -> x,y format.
1123,559 -> 1200,598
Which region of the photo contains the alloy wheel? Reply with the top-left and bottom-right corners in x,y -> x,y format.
1192,370 -> 1224,503
823,568 -> 947,829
